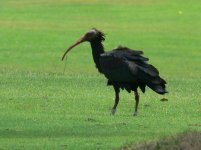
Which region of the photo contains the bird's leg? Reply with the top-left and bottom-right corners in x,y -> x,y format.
111,86 -> 120,115
133,91 -> 139,116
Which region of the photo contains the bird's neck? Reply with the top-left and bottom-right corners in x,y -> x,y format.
90,40 -> 105,73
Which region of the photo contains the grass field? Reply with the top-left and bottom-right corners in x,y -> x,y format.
0,0 -> 201,149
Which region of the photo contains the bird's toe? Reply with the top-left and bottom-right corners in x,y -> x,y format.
111,108 -> 116,115
133,112 -> 138,116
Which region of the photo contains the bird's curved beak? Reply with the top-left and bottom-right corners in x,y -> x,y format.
62,35 -> 86,61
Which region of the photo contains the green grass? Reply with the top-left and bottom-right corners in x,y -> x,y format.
0,0 -> 201,149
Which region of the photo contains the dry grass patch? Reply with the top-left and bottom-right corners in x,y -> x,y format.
122,131 -> 201,150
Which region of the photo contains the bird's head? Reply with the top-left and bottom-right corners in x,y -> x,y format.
62,28 -> 105,61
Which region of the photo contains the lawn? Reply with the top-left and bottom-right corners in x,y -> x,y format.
0,0 -> 201,149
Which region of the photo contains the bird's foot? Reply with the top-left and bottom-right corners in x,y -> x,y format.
111,108 -> 116,115
133,111 -> 138,116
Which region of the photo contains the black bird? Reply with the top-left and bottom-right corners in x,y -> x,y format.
62,28 -> 167,116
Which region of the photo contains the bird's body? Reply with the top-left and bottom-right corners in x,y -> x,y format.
99,47 -> 167,94
62,28 -> 167,116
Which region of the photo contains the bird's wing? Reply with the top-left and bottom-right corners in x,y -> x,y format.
99,46 -> 148,82
100,46 -> 167,94
107,46 -> 162,78
122,47 -> 167,94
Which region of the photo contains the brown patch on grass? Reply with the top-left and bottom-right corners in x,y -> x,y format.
121,131 -> 201,150
160,98 -> 168,102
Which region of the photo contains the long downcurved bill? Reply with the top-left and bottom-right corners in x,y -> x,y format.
62,36 -> 85,61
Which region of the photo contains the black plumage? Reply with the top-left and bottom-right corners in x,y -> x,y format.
62,28 -> 167,116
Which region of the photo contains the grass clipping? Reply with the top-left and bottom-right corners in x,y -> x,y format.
121,131 -> 201,150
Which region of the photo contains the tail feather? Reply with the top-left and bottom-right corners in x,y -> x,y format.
137,65 -> 167,94
152,85 -> 168,94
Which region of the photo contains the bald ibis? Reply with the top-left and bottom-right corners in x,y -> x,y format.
62,28 -> 167,116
